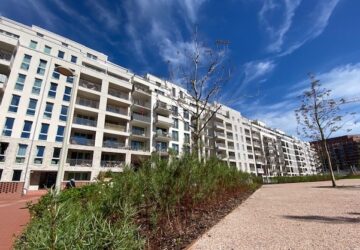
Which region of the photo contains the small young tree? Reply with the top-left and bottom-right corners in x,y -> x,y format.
167,31 -> 231,161
295,74 -> 357,187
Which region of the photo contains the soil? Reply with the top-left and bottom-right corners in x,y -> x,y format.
139,186 -> 257,250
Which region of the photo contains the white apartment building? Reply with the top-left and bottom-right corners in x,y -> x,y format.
0,17 -> 318,192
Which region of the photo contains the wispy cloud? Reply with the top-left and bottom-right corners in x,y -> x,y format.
243,60 -> 276,84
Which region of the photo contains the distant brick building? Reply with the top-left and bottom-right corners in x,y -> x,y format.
311,135 -> 360,173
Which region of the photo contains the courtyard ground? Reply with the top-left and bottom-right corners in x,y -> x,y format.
189,179 -> 360,250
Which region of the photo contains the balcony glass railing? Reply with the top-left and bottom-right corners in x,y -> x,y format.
132,113 -> 151,123
133,85 -> 151,95
108,88 -> 129,100
156,146 -> 168,152
73,117 -> 97,127
79,79 -> 101,92
103,140 -> 126,149
67,159 -> 93,167
215,132 -> 225,137
155,131 -> 170,137
104,122 -> 127,132
215,122 -> 224,127
70,137 -> 95,146
132,129 -> 146,136
76,97 -> 99,109
100,160 -> 124,168
131,145 -> 149,151
133,99 -> 151,108
155,101 -> 171,110
106,105 -> 128,115
216,143 -> 226,148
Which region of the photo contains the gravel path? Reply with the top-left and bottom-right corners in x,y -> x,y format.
189,179 -> 360,250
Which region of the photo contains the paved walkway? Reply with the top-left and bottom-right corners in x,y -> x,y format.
189,179 -> 360,250
0,192 -> 44,250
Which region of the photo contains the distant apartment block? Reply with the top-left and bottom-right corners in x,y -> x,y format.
311,135 -> 360,173
0,17 -> 318,191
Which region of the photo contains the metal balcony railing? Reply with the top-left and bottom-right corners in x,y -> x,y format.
79,79 -> 101,92
100,160 -> 125,168
106,105 -> 128,115
108,88 -> 129,100
132,113 -> 151,123
103,140 -> 126,149
104,122 -> 127,132
67,159 -> 93,167
70,137 -> 95,146
73,117 -> 97,127
76,97 -> 99,109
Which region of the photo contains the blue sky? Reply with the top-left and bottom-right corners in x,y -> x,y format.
1,0 -> 359,138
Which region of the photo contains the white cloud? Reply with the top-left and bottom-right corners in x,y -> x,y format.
243,60 -> 276,83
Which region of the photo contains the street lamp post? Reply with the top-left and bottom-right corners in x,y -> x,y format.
54,66 -> 77,194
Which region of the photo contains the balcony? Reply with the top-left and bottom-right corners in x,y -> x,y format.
133,85 -> 151,96
228,155 -> 236,160
228,145 -> 235,150
131,144 -> 149,151
155,115 -> 172,127
132,113 -> 151,123
79,79 -> 101,92
76,97 -> 99,109
67,159 -> 92,167
100,160 -> 124,168
216,143 -> 227,149
215,122 -> 224,128
106,104 -> 128,116
155,146 -> 169,155
0,74 -> 7,89
215,132 -> 225,138
108,87 -> 129,100
70,137 -> 95,146
0,49 -> 12,67
104,122 -> 127,132
154,101 -> 172,115
73,117 -> 97,127
132,99 -> 151,109
154,131 -> 171,141
103,140 -> 126,149
227,134 -> 234,140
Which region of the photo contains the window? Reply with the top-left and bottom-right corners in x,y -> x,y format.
56,125 -> 65,142
173,118 -> 178,129
66,76 -> 74,84
15,74 -> 26,90
63,86 -> 72,101
155,89 -> 165,95
172,87 -> 176,97
180,91 -> 184,99
29,40 -> 37,49
12,170 -> 22,181
32,78 -> 42,95
2,117 -> 14,136
16,144 -> 27,163
184,110 -> 189,119
65,171 -> 91,181
37,59 -> 47,75
184,122 -> 190,131
39,123 -> 49,140
58,50 -> 65,59
44,45 -> 51,54
21,54 -> 31,70
48,82 -> 57,98
27,98 -> 37,116
52,67 -> 60,79
59,105 -> 68,121
172,131 -> 179,141
172,144 -> 179,154
43,102 -> 53,119
0,169 -> 2,180
172,106 -> 178,116
51,147 -> 61,164
184,133 -> 190,144
87,53 -> 97,60
71,55 -> 77,63
8,95 -> 20,113
21,121 -> 32,138
34,146 -> 45,164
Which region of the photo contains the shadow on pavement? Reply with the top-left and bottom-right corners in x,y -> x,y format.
312,185 -> 360,190
283,215 -> 360,224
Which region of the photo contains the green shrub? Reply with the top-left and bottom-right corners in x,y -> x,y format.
15,155 -> 261,249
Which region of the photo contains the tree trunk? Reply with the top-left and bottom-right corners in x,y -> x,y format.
322,139 -> 336,187
196,118 -> 201,162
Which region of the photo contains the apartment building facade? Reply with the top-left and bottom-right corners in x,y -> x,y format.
0,17 -> 318,192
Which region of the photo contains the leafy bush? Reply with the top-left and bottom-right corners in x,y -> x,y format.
15,155 -> 261,249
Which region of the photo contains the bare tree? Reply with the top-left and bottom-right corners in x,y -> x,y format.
295,74 -> 357,187
167,31 -> 231,161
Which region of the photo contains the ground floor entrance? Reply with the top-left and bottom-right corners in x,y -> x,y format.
29,171 -> 57,190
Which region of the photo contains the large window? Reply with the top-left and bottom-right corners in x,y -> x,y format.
21,54 -> 31,70
172,131 -> 179,141
39,123 -> 49,140
59,105 -> 68,121
44,45 -> 51,54
12,170 -> 22,181
56,125 -> 65,142
44,102 -> 53,119
63,86 -> 72,101
2,117 -> 15,136
34,146 -> 45,164
29,40 -> 37,49
172,143 -> 179,154
16,144 -> 28,163
48,82 -> 57,98
15,74 -> 26,91
184,110 -> 189,119
8,95 -> 20,113
51,147 -> 61,164
52,67 -> 60,80
32,78 -> 42,95
184,133 -> 190,144
21,120 -> 32,139
172,106 -> 178,116
71,55 -> 77,63
58,50 -> 65,59
173,118 -> 178,129
184,122 -> 190,131
37,59 -> 47,75
27,98 -> 37,116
